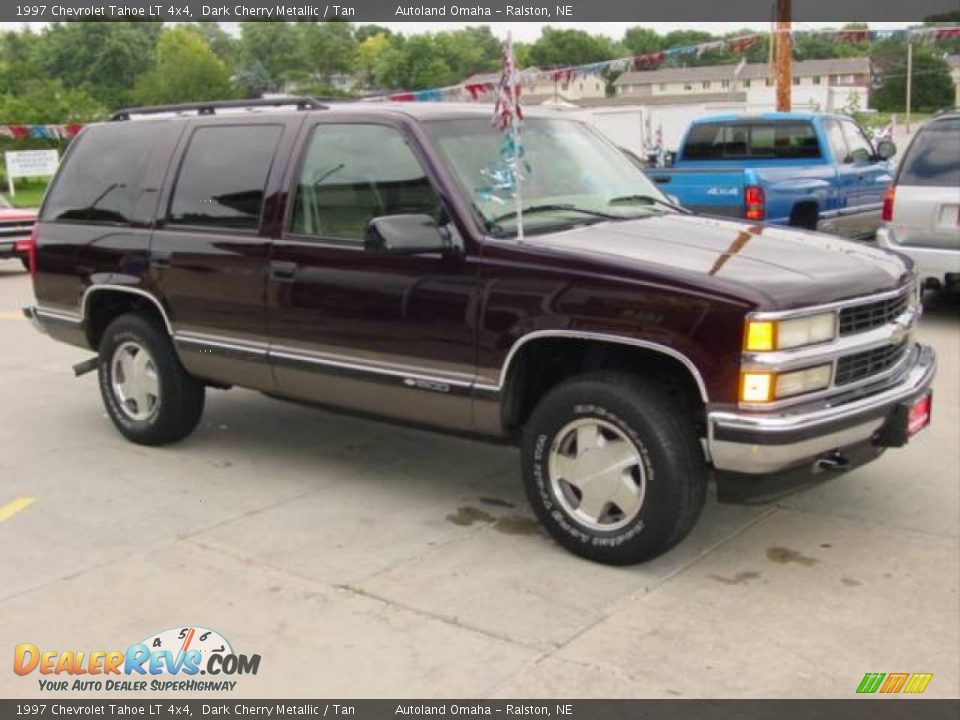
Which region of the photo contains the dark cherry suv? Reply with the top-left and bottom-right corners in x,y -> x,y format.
23,98 -> 936,565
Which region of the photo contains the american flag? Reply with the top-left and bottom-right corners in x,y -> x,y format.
493,34 -> 523,133
491,33 -> 526,240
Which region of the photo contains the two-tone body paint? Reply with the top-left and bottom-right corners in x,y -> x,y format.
28,106 -> 912,441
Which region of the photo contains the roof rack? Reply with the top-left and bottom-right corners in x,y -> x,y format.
110,96 -> 327,121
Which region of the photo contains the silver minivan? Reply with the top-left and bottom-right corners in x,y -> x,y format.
877,110 -> 960,290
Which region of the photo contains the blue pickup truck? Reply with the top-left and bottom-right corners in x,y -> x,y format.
646,112 -> 897,240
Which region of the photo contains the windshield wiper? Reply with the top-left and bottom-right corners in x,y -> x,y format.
607,195 -> 689,213
491,204 -> 619,223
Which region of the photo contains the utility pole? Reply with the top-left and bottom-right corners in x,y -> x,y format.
905,41 -> 913,133
776,0 -> 792,112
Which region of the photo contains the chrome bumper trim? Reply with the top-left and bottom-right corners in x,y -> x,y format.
708,343 -> 936,475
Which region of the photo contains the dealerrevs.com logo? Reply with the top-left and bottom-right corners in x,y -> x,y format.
14,626 -> 261,692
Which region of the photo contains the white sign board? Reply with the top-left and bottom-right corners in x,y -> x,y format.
6,149 -> 59,179
4,149 -> 59,199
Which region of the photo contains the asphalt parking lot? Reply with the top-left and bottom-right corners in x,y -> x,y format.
0,260 -> 957,699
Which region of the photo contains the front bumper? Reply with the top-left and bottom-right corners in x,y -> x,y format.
708,342 -> 936,478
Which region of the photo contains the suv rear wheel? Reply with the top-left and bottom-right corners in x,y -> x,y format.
521,372 -> 707,565
97,314 -> 205,445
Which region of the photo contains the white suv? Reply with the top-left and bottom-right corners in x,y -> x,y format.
877,110 -> 960,291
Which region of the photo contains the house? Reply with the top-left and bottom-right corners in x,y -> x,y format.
464,67 -> 608,103
613,57 -> 871,112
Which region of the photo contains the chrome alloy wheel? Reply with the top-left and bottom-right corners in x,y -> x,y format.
547,418 -> 647,532
111,340 -> 160,422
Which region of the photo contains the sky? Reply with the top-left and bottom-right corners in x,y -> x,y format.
2,21 -> 915,42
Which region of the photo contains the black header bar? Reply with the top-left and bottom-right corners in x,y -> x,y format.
2,0 -> 959,23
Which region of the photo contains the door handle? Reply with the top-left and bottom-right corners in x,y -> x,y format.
652,176 -> 671,185
270,261 -> 298,282
150,252 -> 171,269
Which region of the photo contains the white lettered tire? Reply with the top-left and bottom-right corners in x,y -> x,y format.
521,372 -> 707,565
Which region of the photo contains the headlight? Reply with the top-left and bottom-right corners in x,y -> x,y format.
775,365 -> 832,398
740,364 -> 832,403
744,312 -> 836,351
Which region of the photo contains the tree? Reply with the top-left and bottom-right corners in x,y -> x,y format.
0,27 -> 44,96
134,27 -> 236,105
182,23 -> 239,71
528,27 -> 620,67
298,21 -> 358,84
233,61 -> 274,98
872,46 -> 954,112
39,22 -> 158,109
622,27 -> 662,55
358,33 -> 390,85
0,79 -> 105,123
238,22 -> 301,88
433,26 -> 501,78
375,35 -> 452,90
355,24 -> 392,43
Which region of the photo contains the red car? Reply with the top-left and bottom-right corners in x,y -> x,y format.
0,195 -> 37,270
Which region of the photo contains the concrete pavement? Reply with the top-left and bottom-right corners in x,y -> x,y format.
0,261 -> 957,699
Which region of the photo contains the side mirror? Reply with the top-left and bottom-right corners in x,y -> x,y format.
849,147 -> 872,165
876,139 -> 897,161
364,214 -> 451,255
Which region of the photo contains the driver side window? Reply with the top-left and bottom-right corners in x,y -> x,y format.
290,123 -> 442,243
825,120 -> 850,164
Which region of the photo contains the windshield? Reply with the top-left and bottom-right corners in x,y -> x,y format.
424,116 -> 673,237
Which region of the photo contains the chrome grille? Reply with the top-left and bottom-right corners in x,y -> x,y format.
0,219 -> 34,239
838,292 -> 909,336
835,342 -> 908,386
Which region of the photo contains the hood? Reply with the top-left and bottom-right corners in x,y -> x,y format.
526,213 -> 911,309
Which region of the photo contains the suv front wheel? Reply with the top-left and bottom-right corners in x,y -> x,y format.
521,372 -> 707,565
98,314 -> 205,445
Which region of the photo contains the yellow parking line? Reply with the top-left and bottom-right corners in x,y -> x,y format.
0,497 -> 35,522
0,311 -> 23,320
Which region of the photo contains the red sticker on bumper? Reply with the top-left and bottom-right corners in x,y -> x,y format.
907,394 -> 932,437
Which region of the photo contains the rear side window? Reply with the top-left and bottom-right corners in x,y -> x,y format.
167,124 -> 282,229
683,121 -> 821,160
899,118 -> 960,187
41,124 -> 156,224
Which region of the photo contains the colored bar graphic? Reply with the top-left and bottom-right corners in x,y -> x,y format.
903,673 -> 934,694
857,673 -> 886,693
879,673 -> 909,693
857,671 -> 933,694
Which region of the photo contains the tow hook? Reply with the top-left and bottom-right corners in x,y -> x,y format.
72,356 -> 99,377
814,452 -> 849,473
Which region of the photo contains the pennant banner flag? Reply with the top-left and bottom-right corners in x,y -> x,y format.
0,124 -> 84,140
374,25 -> 960,104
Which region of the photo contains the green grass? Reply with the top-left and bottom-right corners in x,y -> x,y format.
3,179 -> 49,209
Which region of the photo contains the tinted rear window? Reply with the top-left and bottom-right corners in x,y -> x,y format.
899,118 -> 960,187
41,124 -> 156,224
683,121 -> 821,160
167,124 -> 282,229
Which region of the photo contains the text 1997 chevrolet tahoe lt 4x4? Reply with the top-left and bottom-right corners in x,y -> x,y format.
23,98 -> 936,565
